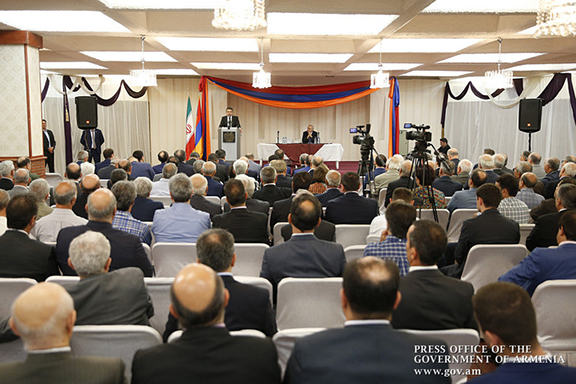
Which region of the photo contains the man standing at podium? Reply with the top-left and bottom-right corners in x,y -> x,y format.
302,124 -> 318,143
219,107 -> 241,132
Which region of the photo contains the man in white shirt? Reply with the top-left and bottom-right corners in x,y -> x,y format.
0,190 -> 8,236
151,163 -> 177,196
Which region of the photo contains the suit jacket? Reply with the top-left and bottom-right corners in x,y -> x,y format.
95,158 -> 111,174
56,221 -> 153,277
544,176 -> 566,199
163,274 -> 277,341
281,220 -> 335,242
276,174 -> 293,188
131,327 -> 280,384
529,198 -> 556,222
8,185 -> 28,198
284,323 -> 449,384
219,115 -> 241,128
432,175 -> 463,197
451,172 -> 469,186
450,208 -> 520,278
0,178 -> 14,191
526,209 -> 571,251
0,230 -> 59,281
325,192 -> 378,224
190,194 -> 222,218
66,268 -> 154,326
315,188 -> 343,207
72,192 -> 90,219
252,184 -> 291,205
212,208 -> 269,244
97,164 -> 116,179
385,176 -> 415,207
302,130 -> 318,143
541,170 -> 560,186
131,196 -> 164,222
215,162 -> 229,182
260,234 -> 345,301
224,198 -> 270,215
130,162 -> 155,180
80,129 -> 105,155
205,176 -> 224,197
42,129 -> 56,154
271,196 -> 293,230
0,352 -> 125,384
177,162 -> 195,177
391,269 -> 477,330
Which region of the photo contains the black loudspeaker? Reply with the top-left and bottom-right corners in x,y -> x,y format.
519,98 -> 542,133
75,96 -> 98,129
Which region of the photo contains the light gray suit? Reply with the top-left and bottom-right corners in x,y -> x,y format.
374,169 -> 399,195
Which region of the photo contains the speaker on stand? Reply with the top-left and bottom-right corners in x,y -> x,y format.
518,98 -> 543,152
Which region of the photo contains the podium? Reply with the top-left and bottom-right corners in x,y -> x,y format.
218,127 -> 241,160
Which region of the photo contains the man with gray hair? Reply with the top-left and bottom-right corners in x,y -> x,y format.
252,166 -> 291,205
479,154 -> 498,183
192,159 -> 205,174
316,170 -> 343,207
232,159 -> 248,177
56,188 -> 153,277
131,177 -> 164,222
528,152 -> 546,180
8,168 -> 29,198
0,160 -> 15,191
202,160 -> 224,198
111,181 -> 152,245
152,173 -> 211,243
541,157 -> 561,186
77,150 -> 89,164
447,148 -> 460,170
0,190 -> 9,236
544,161 -> 576,199
514,160 -> 533,180
374,155 -> 403,195
65,231 -> 154,326
151,162 -> 177,196
516,172 -> 545,209
190,173 -> 222,218
432,160 -> 462,197
0,283 -> 125,383
224,174 -> 270,215
385,160 -> 415,207
32,181 -> 87,243
16,156 -> 39,182
28,178 -> 53,220
492,153 -> 506,175
270,159 -> 292,188
451,159 -> 472,185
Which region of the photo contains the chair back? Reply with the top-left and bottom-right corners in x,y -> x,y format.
0,278 -> 37,317
144,277 -> 174,335
378,188 -> 387,213
99,179 -> 109,189
272,328 -> 326,378
519,223 -> 535,246
366,234 -> 380,243
417,209 -> 450,231
344,245 -> 366,263
234,276 -> 273,306
205,195 -> 221,205
151,242 -> 196,277
273,222 -> 288,245
446,209 -> 477,242
276,277 -> 344,330
149,195 -> 172,207
0,339 -> 26,363
45,172 -> 64,187
45,276 -> 80,287
233,243 -> 269,277
334,224 -> 370,249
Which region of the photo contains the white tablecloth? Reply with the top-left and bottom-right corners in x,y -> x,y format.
257,143 -> 344,162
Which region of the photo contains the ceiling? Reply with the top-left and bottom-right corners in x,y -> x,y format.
1,0 -> 576,85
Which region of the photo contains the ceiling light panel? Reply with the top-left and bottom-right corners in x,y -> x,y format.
402,70 -> 472,77
154,69 -> 199,75
508,64 -> 576,71
269,53 -> 353,63
344,63 -> 422,71
191,63 -> 261,70
368,39 -> 481,53
267,13 -> 398,36
81,51 -> 176,62
423,0 -> 538,13
0,11 -> 130,33
99,0 -> 214,9
440,53 -> 543,63
40,62 -> 108,70
156,37 -> 259,52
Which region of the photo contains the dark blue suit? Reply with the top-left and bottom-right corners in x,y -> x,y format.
95,158 -> 111,174
131,196 -> 164,222
131,161 -> 156,180
80,129 -> 105,163
205,175 -> 224,198
152,163 -> 165,174
325,192 -> 378,224
432,175 -> 463,197
315,188 -> 342,207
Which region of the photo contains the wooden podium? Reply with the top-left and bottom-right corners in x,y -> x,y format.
218,127 -> 240,160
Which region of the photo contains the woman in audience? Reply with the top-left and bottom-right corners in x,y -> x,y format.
412,164 -> 447,209
309,164 -> 329,194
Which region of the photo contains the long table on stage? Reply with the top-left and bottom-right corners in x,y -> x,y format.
257,143 -> 344,167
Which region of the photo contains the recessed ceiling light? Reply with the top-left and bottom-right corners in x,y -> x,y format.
402,70 -> 472,77
344,63 -> 422,71
98,0 -> 214,9
508,64 -> 576,71
0,11 -> 129,33
368,39 -> 481,53
423,0 -> 538,13
154,69 -> 199,76
191,63 -> 261,70
156,37 -> 259,52
269,53 -> 353,63
267,13 -> 398,36
81,51 -> 176,62
40,62 -> 108,70
439,53 -> 543,63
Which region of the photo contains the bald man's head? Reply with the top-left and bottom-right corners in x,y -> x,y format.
54,181 -> 77,207
10,283 -> 75,350
87,188 -> 116,222
80,174 -> 100,194
520,172 -> 538,189
170,264 -> 227,329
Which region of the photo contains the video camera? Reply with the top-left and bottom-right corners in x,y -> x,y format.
350,124 -> 372,145
404,123 -> 432,142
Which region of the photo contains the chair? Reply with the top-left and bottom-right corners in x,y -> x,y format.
366,234 -> 380,244
168,328 -> 266,344
334,225 -> 370,249
401,328 -> 480,384
45,172 -> 64,187
519,223 -> 535,246
0,339 -> 26,364
99,178 -> 109,188
417,209 -> 450,231
233,243 -> 269,277
273,222 -> 288,245
532,280 -> 576,353
446,209 -> 477,242
276,277 -> 345,330
46,276 -> 80,287
71,325 -> 162,381
220,196 -> 227,208
149,195 -> 172,207
378,187 -> 387,213
234,276 -> 273,306
142,243 -> 151,263
144,277 -> 174,336
205,195 -> 221,205
344,245 -> 366,263
0,278 -> 37,317
461,244 -> 528,292
272,328 -> 326,378
151,242 -> 196,277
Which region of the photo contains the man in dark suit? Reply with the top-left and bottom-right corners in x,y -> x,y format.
302,124 -> 318,143
97,158 -> 118,179
189,174 -> 222,218
208,153 -> 229,183
443,184 -> 520,278
57,189 -> 153,277
526,184 -> 576,251
479,154 -> 498,184
0,283 -> 125,384
132,263 -> 280,384
65,231 -> 154,326
130,150 -> 156,180
72,174 -> 101,219
270,159 -> 292,188
270,172 -> 312,230
80,128 -> 105,164
0,195 -> 59,281
284,257 -> 449,384
392,220 -> 477,330
261,193 -> 346,302
153,150 -> 170,174
253,166 -> 291,205
544,161 -> 576,199
432,160 -> 462,197
315,170 -> 342,206
213,179 -> 269,244
325,172 -> 378,224
218,107 -> 241,131
42,119 -> 56,172
223,174 -> 270,215
132,177 -> 164,222
163,229 -> 276,341
201,161 -> 224,198
173,149 -> 195,176
95,148 -> 114,174
541,157 -> 560,186
0,160 -> 14,191
385,160 -> 415,207
281,217 -> 335,242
